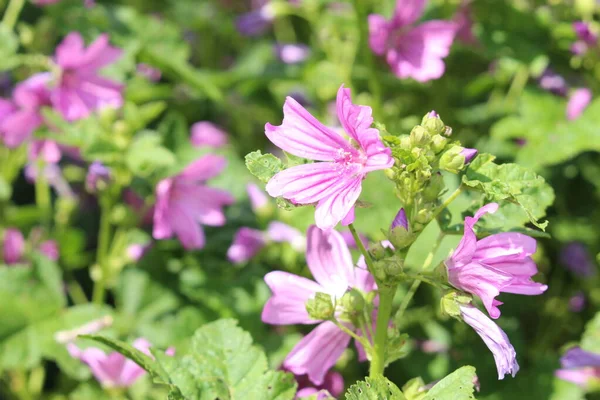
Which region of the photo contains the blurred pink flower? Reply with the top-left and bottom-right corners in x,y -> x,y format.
227,227 -> 266,263
153,155 -> 234,250
556,347 -> 600,388
368,0 -> 457,82
236,2 -> 275,36
454,3 -> 478,45
25,163 -> 75,198
136,63 -> 161,82
68,338 -> 165,388
190,121 -> 228,148
262,226 -> 376,384
29,140 -> 62,164
460,303 -> 519,379
265,85 -> 393,229
275,44 -> 310,64
3,228 -> 25,265
566,88 -> 592,120
51,32 -> 123,121
295,370 -> 344,398
0,73 -> 52,148
446,203 -> 547,319
39,240 -> 59,261
571,22 -> 598,55
126,242 -> 152,262
247,183 -> 269,212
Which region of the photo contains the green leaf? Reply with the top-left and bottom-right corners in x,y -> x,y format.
345,376 -> 406,400
126,131 -> 177,177
0,26 -> 19,71
155,318 -> 297,399
422,366 -> 477,400
462,153 -> 554,230
580,312 -> 600,353
245,151 -> 284,183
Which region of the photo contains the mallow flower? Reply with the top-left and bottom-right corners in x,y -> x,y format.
67,338 -> 173,388
265,85 -> 393,229
51,32 -> 123,121
555,347 -> 600,388
295,370 -> 344,399
0,73 -> 52,148
153,155 -> 234,250
571,22 -> 598,55
262,226 -> 376,385
190,121 -> 228,148
566,88 -> 592,120
368,0 -> 457,82
3,228 -> 25,265
446,203 -> 548,319
459,303 -> 519,379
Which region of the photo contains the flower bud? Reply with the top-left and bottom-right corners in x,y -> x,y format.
341,289 -> 365,313
439,146 -> 466,174
440,291 -> 472,319
410,125 -> 429,146
86,162 -> 111,194
421,111 -> 446,135
388,208 -> 415,249
369,241 -> 392,260
461,147 -> 478,164
431,135 -> 448,154
383,258 -> 404,277
415,208 -> 433,224
399,136 -> 412,150
306,292 -> 335,320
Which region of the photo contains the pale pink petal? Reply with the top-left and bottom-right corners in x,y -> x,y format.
306,226 -> 354,296
474,232 -> 536,262
284,321 -> 351,385
265,96 -> 353,161
170,202 -> 205,250
3,228 -> 25,264
179,154 -> 227,181
55,32 -> 86,68
152,179 -> 174,240
341,206 -> 355,226
191,121 -> 228,148
566,88 -> 592,120
451,203 -> 499,266
368,14 -> 391,55
227,227 -> 266,263
392,0 -> 426,27
262,271 -> 324,325
314,177 -> 363,230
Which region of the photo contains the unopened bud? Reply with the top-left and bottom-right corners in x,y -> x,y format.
461,148 -> 478,164
369,241 -> 393,260
306,292 -> 334,320
415,208 -> 433,224
388,208 -> 415,249
421,111 -> 446,135
399,136 -> 412,150
431,135 -> 448,154
439,146 -> 466,174
410,126 -> 430,146
341,289 -> 365,313
383,258 -> 404,277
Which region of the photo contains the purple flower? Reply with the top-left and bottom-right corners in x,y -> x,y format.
152,155 -> 234,250
236,2 -> 275,36
391,208 -> 408,230
460,147 -> 478,164
247,183 -> 269,212
459,303 -> 519,379
446,203 -> 548,319
368,0 -> 457,82
262,226 -> 376,385
295,370 -> 344,398
39,240 -> 59,261
136,63 -> 162,82
566,88 -> 592,120
571,22 -> 598,55
29,140 -> 62,164
51,32 -> 123,121
538,68 -> 569,97
0,74 -> 52,148
85,161 -> 111,193
3,229 -> 25,265
556,347 -> 600,388
569,292 -> 586,312
275,44 -> 310,64
453,4 -> 478,45
190,121 -> 228,148
560,241 -> 596,277
68,338 -> 155,388
126,242 -> 152,262
265,85 -> 393,229
227,228 -> 266,264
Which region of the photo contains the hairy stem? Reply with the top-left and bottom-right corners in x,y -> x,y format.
431,184 -> 463,221
348,223 -> 375,276
369,286 -> 395,377
2,0 -> 25,30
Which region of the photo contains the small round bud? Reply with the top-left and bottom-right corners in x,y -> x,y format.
383,258 -> 404,277
421,112 -> 446,135
341,289 -> 365,313
306,292 -> 335,320
410,126 -> 430,146
439,146 -> 466,174
431,135 -> 448,154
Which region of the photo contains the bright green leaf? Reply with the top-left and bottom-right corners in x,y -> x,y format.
422,366 -> 477,400
245,151 -> 284,183
345,376 -> 406,400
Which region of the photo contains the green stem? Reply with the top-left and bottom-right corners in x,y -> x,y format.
2,0 -> 25,30
348,223 -> 375,276
92,196 -> 113,305
331,319 -> 370,348
351,0 -> 382,116
34,161 -> 52,230
431,184 -> 463,221
67,277 -> 88,305
395,232 -> 445,324
369,286 -> 394,377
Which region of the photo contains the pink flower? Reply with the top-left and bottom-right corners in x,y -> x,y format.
51,32 -> 123,121
3,228 -> 25,265
190,121 -> 228,148
0,73 -> 52,148
295,370 -> 344,398
566,88 -> 592,120
556,347 -> 600,388
446,203 -> 548,319
247,183 -> 269,212
368,0 -> 457,82
571,22 -> 598,55
29,140 -> 62,164
227,227 -> 266,263
262,226 -> 376,384
152,155 -> 234,250
453,3 -> 478,45
275,44 -> 310,64
266,221 -> 305,251
126,243 -> 152,262
39,240 -> 59,261
459,304 -> 519,379
265,85 -> 393,229
68,338 -> 166,388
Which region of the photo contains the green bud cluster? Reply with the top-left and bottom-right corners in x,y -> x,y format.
383,112 -> 470,233
372,256 -> 404,283
306,292 -> 335,320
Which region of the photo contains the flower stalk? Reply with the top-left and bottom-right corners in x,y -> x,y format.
92,194 -> 113,305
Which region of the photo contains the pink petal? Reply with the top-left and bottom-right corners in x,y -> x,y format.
0,110 -> 43,148
306,226 -> 354,296
152,179 -> 174,240
475,232 -> 537,262
265,96 -> 353,161
179,154 -> 228,182
566,88 -> 592,120
262,271 -> 324,325
3,228 -> 25,264
191,121 -> 228,148
283,321 -> 351,385
314,177 -> 363,230
451,203 -> 499,266
392,0 -> 426,27
55,32 -> 86,68
170,202 -> 206,250
368,14 -> 391,55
